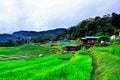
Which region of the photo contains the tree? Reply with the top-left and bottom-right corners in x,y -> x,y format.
14,37 -> 22,47
54,13 -> 120,40
98,36 -> 110,42
7,39 -> 14,47
111,12 -> 120,29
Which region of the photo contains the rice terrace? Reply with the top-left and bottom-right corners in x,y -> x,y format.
0,42 -> 120,80
0,44 -> 93,80
0,0 -> 120,80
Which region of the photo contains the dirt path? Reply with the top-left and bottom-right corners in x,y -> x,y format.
88,51 -> 98,80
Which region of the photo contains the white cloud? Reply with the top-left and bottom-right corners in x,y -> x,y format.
0,0 -> 120,33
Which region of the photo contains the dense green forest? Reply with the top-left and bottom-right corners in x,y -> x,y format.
54,12 -> 120,40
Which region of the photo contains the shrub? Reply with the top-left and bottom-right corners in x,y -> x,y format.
111,45 -> 120,55
77,49 -> 88,55
59,53 -> 74,60
98,36 -> 110,42
94,43 -> 102,47
85,44 -> 91,49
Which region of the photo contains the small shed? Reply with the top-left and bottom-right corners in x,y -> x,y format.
81,36 -> 99,45
62,44 -> 81,52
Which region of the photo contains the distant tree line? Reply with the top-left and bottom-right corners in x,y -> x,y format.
0,34 -> 51,47
54,12 -> 120,40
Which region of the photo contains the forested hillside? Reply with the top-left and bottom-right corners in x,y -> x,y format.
54,12 -> 120,40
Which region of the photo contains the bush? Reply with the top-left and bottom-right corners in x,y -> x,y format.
94,43 -> 102,47
117,37 -> 120,43
59,53 -> 74,60
98,36 -> 110,42
77,49 -> 88,55
111,45 -> 120,55
84,44 -> 91,49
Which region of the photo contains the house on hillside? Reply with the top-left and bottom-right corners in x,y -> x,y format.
62,44 -> 81,53
110,32 -> 120,40
81,36 -> 99,45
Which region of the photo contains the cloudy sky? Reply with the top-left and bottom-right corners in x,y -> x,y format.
0,0 -> 120,34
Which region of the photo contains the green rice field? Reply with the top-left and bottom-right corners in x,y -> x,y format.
0,44 -> 120,80
0,44 -> 92,80
89,45 -> 120,80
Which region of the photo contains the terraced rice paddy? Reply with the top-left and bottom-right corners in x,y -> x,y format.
0,44 -> 92,80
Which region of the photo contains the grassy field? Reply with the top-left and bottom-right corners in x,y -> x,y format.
1,43 -> 119,80
0,44 -> 92,80
0,44 -> 60,60
89,45 -> 120,80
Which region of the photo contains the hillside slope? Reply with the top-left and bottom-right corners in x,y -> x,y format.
89,45 -> 120,80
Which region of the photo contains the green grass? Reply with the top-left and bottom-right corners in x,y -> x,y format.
0,44 -> 60,60
59,52 -> 74,60
0,44 -> 50,54
0,49 -> 92,80
110,45 -> 120,55
89,45 -> 120,80
92,45 -> 120,55
1,43 -> 119,80
0,47 -> 20,54
77,49 -> 88,55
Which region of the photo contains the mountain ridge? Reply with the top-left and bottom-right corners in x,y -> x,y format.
0,28 -> 66,42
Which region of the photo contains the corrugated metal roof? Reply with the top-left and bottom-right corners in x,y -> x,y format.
86,36 -> 99,38
81,38 -> 86,39
81,36 -> 99,40
62,44 -> 81,48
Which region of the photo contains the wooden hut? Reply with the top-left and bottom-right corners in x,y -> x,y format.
62,44 -> 81,52
81,36 -> 99,45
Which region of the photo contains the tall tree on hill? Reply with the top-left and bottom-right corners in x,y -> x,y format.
111,12 -> 120,30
